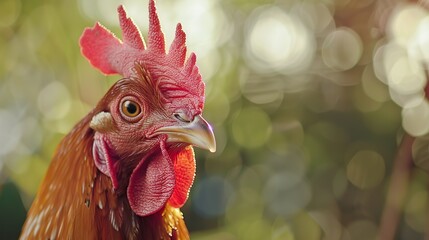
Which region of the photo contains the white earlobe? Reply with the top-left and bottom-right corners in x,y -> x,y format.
90,111 -> 114,132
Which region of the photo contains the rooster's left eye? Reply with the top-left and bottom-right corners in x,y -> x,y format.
121,100 -> 141,118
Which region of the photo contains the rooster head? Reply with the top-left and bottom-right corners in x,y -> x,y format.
79,0 -> 215,217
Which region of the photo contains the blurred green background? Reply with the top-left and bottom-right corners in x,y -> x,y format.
2,0 -> 429,239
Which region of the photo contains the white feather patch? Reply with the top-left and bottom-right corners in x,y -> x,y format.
90,112 -> 114,132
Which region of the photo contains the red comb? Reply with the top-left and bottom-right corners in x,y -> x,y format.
80,0 -> 204,108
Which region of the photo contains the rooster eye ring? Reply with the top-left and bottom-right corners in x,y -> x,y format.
121,100 -> 141,118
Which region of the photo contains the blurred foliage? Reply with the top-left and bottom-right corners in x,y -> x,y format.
2,0 -> 429,239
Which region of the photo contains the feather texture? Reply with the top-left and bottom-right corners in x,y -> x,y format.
20,113 -> 190,239
20,1 -> 210,238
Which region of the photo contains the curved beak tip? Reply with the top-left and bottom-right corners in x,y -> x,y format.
154,115 -> 217,153
207,130 -> 216,153
209,146 -> 216,153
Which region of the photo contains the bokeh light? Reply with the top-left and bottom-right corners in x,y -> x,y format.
404,188 -> 427,233
245,5 -> 315,74
193,176 -> 234,218
402,99 -> 429,136
231,107 -> 272,149
322,27 -> 363,71
346,150 -> 385,189
387,4 -> 427,47
37,81 -> 71,120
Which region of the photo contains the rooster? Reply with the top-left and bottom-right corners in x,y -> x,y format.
19,0 -> 215,239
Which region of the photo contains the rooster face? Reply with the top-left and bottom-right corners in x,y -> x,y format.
90,71 -> 215,160
80,1 -> 215,217
88,70 -> 215,217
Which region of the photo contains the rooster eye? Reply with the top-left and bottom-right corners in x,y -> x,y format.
121,100 -> 141,118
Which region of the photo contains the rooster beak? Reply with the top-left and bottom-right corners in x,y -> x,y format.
154,115 -> 216,152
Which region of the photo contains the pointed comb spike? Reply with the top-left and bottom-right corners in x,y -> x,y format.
118,5 -> 145,50
168,23 -> 187,67
184,52 -> 197,75
148,0 -> 165,53
80,1 -> 205,108
80,23 -> 121,75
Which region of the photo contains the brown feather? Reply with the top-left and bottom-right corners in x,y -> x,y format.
20,111 -> 190,239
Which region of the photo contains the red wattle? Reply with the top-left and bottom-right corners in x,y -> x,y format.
92,134 -> 119,189
168,146 -> 196,208
127,140 -> 175,216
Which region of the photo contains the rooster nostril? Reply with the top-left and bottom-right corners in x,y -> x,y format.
174,113 -> 192,123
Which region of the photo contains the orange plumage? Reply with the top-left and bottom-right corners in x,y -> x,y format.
20,1 -> 215,239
